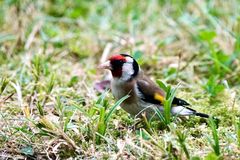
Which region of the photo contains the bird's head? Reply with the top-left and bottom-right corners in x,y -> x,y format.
99,54 -> 139,81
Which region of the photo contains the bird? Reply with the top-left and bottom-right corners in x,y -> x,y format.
98,54 -> 211,120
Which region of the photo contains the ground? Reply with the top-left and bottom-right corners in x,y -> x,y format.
0,0 -> 240,159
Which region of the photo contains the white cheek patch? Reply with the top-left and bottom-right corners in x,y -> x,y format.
126,57 -> 133,62
121,63 -> 134,81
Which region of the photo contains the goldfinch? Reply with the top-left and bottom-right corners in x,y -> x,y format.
99,54 -> 210,119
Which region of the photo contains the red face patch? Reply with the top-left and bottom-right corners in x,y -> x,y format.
109,55 -> 127,78
109,54 -> 126,62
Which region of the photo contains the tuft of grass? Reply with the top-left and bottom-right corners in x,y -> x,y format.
207,117 -> 221,157
236,117 -> 240,147
95,92 -> 129,144
31,55 -> 43,83
0,77 -> 9,96
155,80 -> 178,125
176,130 -> 190,159
203,76 -> 225,97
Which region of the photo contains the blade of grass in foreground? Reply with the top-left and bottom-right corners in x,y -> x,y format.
176,130 -> 190,159
207,117 -> 220,156
96,94 -> 129,144
236,117 -> 240,147
0,77 -> 9,96
104,95 -> 129,123
156,80 -> 179,125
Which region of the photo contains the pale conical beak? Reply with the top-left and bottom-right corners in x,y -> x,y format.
98,60 -> 112,70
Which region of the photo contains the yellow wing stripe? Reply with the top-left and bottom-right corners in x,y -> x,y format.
154,93 -> 164,103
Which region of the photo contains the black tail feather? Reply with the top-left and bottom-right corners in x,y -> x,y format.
195,112 -> 220,127
195,112 -> 219,121
195,112 -> 210,118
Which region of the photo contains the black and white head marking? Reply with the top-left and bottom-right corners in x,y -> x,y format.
120,54 -> 139,81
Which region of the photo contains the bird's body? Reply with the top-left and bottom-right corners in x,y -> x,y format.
99,54 -> 210,119
111,72 -> 148,116
111,70 -> 199,119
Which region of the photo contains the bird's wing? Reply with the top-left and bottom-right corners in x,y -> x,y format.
172,97 -> 190,106
135,73 -> 211,118
136,73 -> 190,106
136,74 -> 166,105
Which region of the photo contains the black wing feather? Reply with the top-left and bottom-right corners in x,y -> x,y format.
137,85 -> 162,104
172,97 -> 190,106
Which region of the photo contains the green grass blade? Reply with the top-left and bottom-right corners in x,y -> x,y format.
104,95 -> 129,123
176,130 -> 190,159
236,117 -> 240,147
156,79 -> 168,92
0,77 -> 9,95
208,117 -> 220,156
154,107 -> 165,123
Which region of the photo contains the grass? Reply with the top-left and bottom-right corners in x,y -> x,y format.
0,0 -> 240,159
207,118 -> 220,157
155,80 -> 179,125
